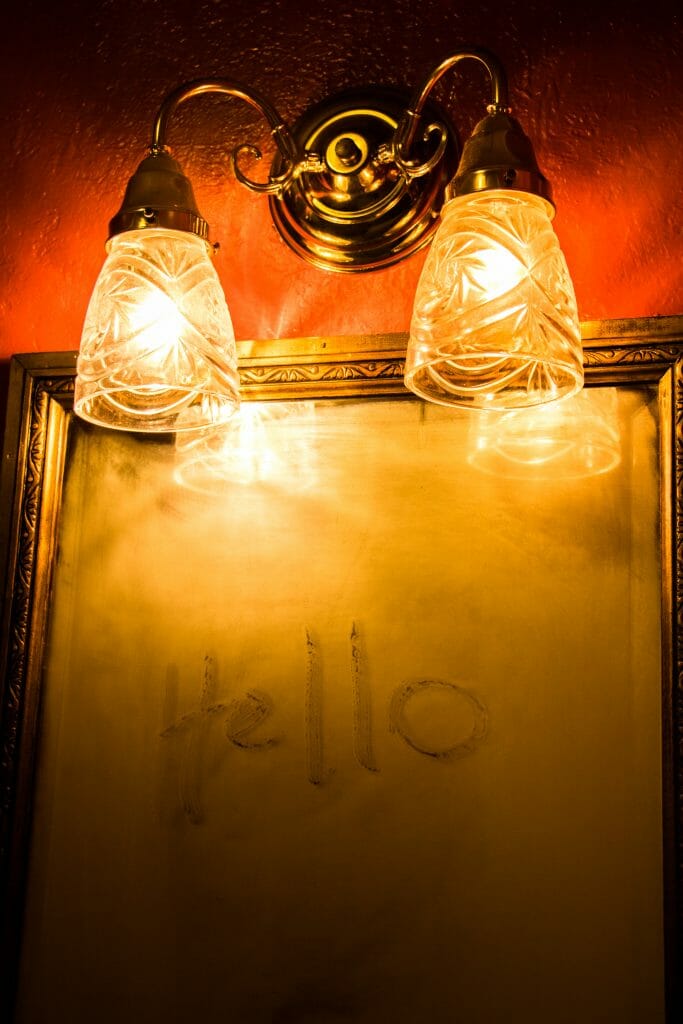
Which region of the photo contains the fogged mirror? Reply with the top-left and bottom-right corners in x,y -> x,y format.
13,385 -> 663,1023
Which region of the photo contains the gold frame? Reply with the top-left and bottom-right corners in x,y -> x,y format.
1,316 -> 682,1019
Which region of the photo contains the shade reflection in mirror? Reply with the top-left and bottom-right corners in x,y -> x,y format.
467,387 -> 621,480
173,400 -> 321,495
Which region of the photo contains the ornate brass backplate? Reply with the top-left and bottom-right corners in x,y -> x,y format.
268,87 -> 459,271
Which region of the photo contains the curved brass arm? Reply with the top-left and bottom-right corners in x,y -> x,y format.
395,48 -> 510,168
150,79 -> 300,192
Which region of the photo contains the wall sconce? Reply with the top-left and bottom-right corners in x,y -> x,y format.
74,48 -> 583,432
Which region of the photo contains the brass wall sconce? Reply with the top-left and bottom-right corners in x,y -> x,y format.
74,48 -> 583,432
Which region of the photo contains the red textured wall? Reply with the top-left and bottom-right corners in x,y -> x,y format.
1,0 -> 681,364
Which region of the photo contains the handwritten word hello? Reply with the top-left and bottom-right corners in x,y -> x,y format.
161,624 -> 488,822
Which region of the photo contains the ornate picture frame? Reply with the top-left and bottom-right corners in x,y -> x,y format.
1,317 -> 682,1021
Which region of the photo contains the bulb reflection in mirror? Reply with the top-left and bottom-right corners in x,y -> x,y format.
468,388 -> 621,481
75,229 -> 240,432
174,401 -> 319,495
406,191 -> 583,410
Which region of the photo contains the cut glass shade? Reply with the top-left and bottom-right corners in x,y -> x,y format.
75,229 -> 240,432
405,191 -> 583,410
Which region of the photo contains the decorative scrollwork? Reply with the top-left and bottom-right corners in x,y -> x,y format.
584,344 -> 683,367
390,48 -> 508,182
231,143 -> 326,196
150,78 -> 302,199
393,121 -> 449,182
239,358 -> 405,389
1,377 -> 72,818
231,143 -> 296,196
2,384 -> 45,852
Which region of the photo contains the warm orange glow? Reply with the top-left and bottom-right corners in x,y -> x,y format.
174,401 -> 320,494
123,289 -> 194,385
405,191 -> 583,410
74,229 -> 240,432
463,245 -> 525,302
2,13 -> 682,368
468,387 -> 621,480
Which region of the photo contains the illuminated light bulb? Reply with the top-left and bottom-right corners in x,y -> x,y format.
75,229 -> 240,432
468,387 -> 621,480
463,244 -> 525,300
405,191 -> 583,410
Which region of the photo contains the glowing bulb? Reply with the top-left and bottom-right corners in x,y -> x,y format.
124,289 -> 191,384
466,245 -> 525,300
75,229 -> 240,432
405,191 -> 583,410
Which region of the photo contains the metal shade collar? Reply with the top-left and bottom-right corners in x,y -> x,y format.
108,150 -> 209,242
446,110 -> 553,208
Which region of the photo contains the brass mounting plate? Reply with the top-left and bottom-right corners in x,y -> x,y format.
269,86 -> 459,273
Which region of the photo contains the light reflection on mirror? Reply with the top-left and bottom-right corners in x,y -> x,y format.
467,387 -> 621,480
173,400 -> 321,494
173,388 -> 622,496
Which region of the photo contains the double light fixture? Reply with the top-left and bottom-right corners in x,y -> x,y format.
74,48 -> 583,433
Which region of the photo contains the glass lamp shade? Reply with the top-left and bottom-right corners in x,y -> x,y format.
74,229 -> 240,432
405,191 -> 583,410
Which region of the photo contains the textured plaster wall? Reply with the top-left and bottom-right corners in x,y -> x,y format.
0,0 -> 681,364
